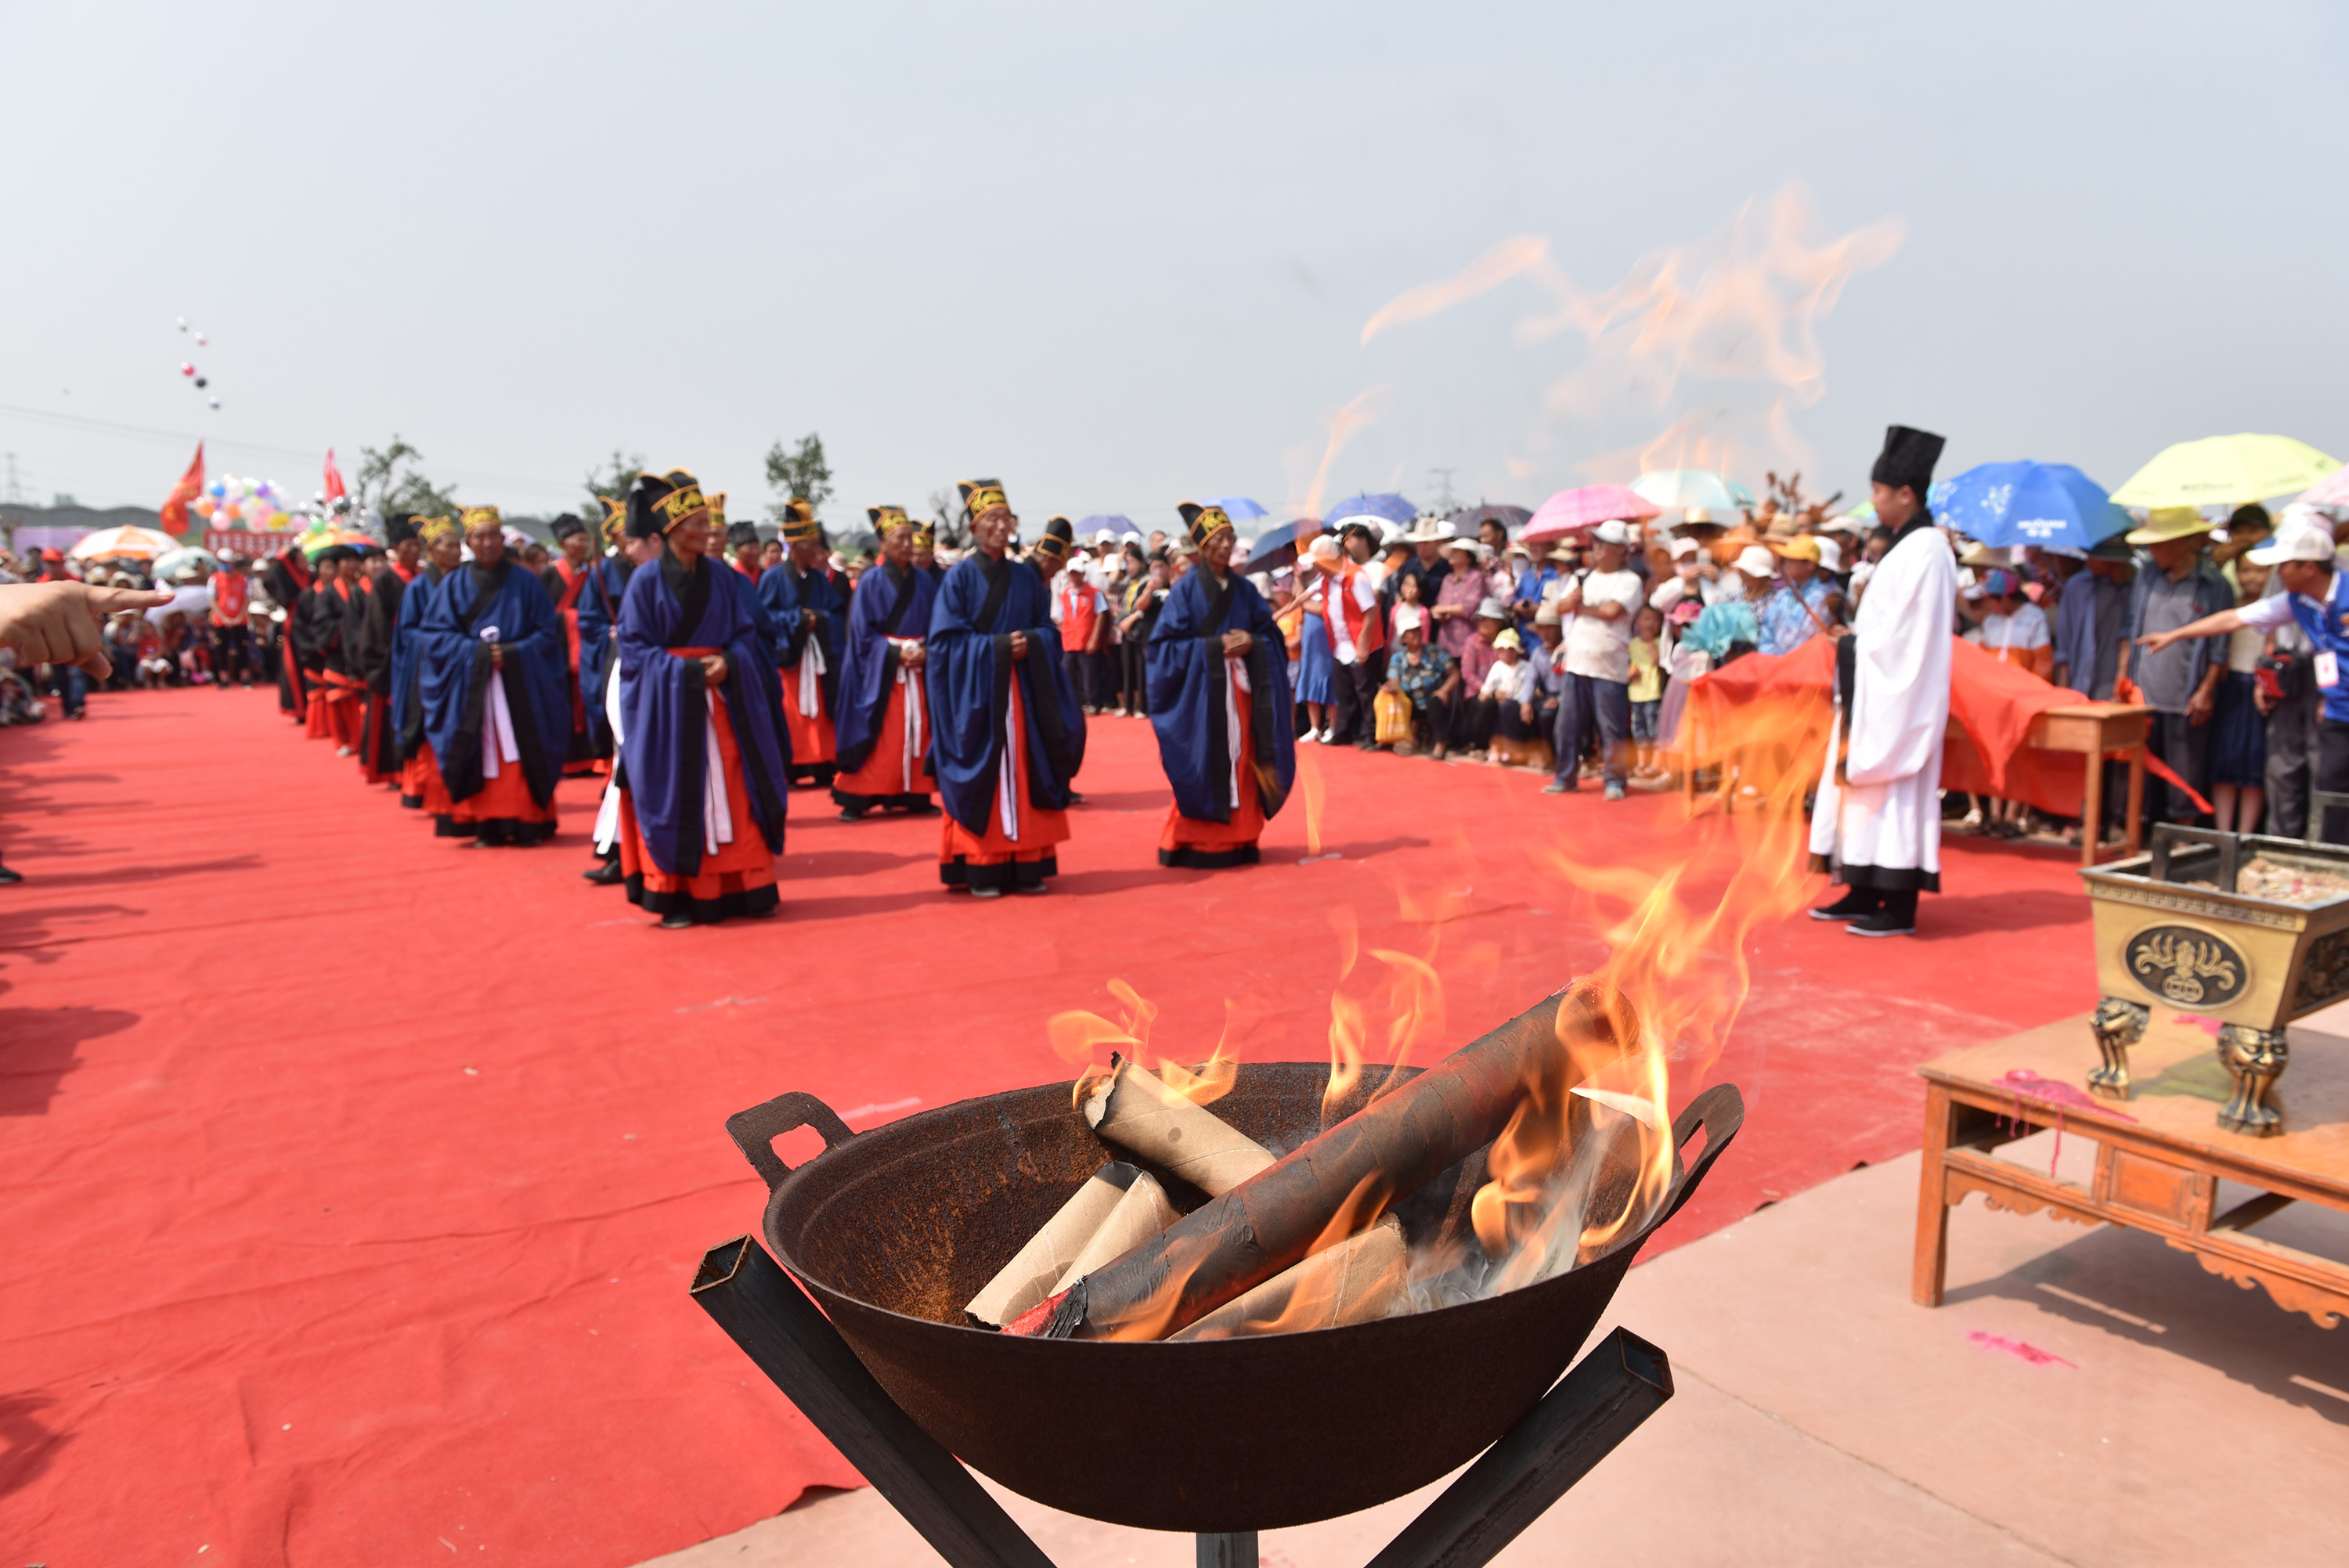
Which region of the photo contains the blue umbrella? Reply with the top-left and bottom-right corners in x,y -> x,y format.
1201,496 -> 1268,521
1322,492 -> 1416,527
1928,462 -> 2130,553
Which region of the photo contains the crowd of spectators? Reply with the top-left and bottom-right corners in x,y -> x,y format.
9,486 -> 2343,845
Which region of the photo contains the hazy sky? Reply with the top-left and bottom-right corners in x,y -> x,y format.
4,2 -> 2343,532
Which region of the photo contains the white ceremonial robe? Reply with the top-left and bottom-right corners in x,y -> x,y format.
1808,521 -> 1957,886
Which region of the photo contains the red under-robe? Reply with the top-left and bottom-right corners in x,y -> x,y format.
1160,661 -> 1265,866
832,676 -> 931,804
941,676 -> 1068,887
617,650 -> 779,919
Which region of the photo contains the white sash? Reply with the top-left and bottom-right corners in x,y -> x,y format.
1225,653 -> 1249,810
592,658 -> 627,852
797,633 -> 827,718
703,690 -> 734,854
479,627 -> 521,779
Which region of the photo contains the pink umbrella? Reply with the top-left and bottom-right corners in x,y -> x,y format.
1520,484 -> 1660,543
2300,467 -> 2349,509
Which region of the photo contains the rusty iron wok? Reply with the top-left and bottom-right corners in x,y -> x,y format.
727,1063 -> 1740,1534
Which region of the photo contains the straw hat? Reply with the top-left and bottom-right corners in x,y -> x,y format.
1957,539 -> 2001,568
1534,603 -> 1563,625
1405,516 -> 1455,543
2125,506 -> 2213,546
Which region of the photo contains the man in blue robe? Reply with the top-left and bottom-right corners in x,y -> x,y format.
415,506 -> 571,845
759,498 -> 846,787
578,496 -> 669,884
926,478 -> 1087,897
613,470 -> 792,928
395,516 -> 464,833
1147,502 -> 1295,868
832,505 -> 940,820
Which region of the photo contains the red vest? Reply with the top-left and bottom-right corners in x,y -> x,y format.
1059,581 -> 1102,651
1326,565 -> 1385,658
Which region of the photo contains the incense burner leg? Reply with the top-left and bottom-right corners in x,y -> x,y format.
2087,997 -> 2148,1101
2215,1024 -> 2287,1137
1197,1532 -> 1257,1568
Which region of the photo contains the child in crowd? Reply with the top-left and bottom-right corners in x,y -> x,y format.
2208,557 -> 2271,834
1627,604 -> 1665,777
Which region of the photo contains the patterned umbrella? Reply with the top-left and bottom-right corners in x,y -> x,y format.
66,524 -> 179,561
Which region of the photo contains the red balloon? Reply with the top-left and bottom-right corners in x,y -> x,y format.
180,362 -> 194,376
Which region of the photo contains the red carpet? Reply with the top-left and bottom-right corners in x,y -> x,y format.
0,687 -> 2097,1565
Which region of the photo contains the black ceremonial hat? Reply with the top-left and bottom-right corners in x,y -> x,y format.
1032,515 -> 1075,565
550,514 -> 586,541
726,520 -> 761,547
382,513 -> 420,546
628,470 -> 706,539
1176,501 -> 1234,548
1871,425 -> 1945,496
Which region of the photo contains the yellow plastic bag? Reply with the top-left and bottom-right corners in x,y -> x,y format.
1373,687 -> 1413,744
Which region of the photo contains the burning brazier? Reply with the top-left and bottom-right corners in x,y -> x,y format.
2080,825 -> 2349,1135
694,986 -> 1743,1559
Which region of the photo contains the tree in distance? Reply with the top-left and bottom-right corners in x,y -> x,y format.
764,432 -> 833,523
355,437 -> 460,520
584,449 -> 646,517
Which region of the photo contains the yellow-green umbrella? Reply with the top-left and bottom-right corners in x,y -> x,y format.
2109,433 -> 2340,509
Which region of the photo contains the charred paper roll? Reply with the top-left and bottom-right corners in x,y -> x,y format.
1049,1168 -> 1178,1292
1012,979 -> 1639,1342
964,1162 -> 1145,1328
1084,1058 -> 1276,1198
1170,1213 -> 1407,1340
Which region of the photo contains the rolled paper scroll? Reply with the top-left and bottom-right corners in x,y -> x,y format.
1084,1058 -> 1276,1198
1170,1214 -> 1408,1341
964,1162 -> 1142,1328
1049,1168 -> 1180,1293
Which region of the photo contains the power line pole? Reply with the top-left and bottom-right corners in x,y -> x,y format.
4,452 -> 20,504
1427,467 -> 1457,513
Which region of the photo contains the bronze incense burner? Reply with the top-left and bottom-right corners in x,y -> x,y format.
2080,825 -> 2349,1135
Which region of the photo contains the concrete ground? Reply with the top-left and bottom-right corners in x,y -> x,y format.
639,1124 -> 2349,1568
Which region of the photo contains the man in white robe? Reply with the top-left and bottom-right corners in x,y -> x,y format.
1810,424 -> 1954,937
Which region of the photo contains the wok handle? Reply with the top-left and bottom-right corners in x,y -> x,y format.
1660,1082 -> 1744,1224
727,1091 -> 856,1192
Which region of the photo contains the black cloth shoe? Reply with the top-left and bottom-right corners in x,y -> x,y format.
581,860 -> 625,885
0,863 -> 21,885
1847,889 -> 1918,937
1810,887 -> 1882,921
659,912 -> 697,930
1847,908 -> 1915,938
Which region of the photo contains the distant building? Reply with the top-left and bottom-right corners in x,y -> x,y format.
1,500 -> 167,553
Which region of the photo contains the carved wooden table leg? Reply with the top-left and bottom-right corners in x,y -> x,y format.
2216,1024 -> 2288,1137
2087,997 -> 2147,1101
1912,1082 -> 1954,1307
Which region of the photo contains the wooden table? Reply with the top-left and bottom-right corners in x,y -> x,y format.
2029,701 -> 2150,867
1914,1009 -> 2349,1329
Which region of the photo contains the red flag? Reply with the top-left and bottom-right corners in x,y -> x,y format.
323,449 -> 347,503
161,442 -> 205,536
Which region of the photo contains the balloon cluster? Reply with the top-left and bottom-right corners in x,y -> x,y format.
175,316 -> 219,409
191,475 -> 291,531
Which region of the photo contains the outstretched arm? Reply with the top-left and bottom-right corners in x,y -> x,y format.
0,581 -> 175,676
2138,607 -> 2249,655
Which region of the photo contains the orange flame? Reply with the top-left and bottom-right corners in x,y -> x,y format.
1051,979 -> 1236,1109
1461,687 -> 1825,1290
